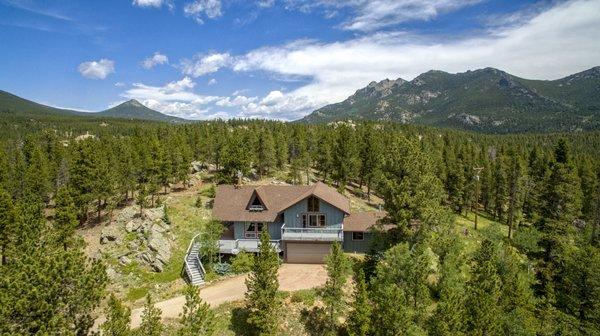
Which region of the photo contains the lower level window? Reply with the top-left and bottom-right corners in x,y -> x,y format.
352,232 -> 364,241
245,222 -> 264,238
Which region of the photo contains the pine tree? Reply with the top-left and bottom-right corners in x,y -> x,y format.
347,269 -> 372,336
506,149 -> 525,238
429,243 -> 467,336
138,294 -> 163,336
466,240 -> 502,335
322,242 -> 351,333
178,285 -> 215,336
200,220 -> 224,266
102,294 -> 131,336
358,124 -> 383,200
332,124 -> 357,189
245,230 -> 281,335
256,131 -> 276,177
0,188 -> 14,265
137,183 -> 149,218
53,186 -> 78,249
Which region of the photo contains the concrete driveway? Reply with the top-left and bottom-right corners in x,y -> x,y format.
128,263 -> 326,328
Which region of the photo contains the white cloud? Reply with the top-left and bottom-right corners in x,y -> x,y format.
226,0 -> 600,119
216,95 -> 257,107
284,0 -> 480,31
121,77 -> 222,119
207,78 -> 217,85
114,82 -> 126,87
180,52 -> 232,77
132,0 -> 173,9
184,0 -> 222,23
77,59 -> 115,79
141,52 -> 169,69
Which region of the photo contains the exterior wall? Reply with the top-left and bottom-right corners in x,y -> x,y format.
232,221 -> 283,240
342,232 -> 374,254
283,198 -> 346,228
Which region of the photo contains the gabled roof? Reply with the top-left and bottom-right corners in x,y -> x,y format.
212,182 -> 350,222
343,211 -> 386,232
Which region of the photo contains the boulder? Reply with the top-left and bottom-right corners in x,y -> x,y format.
125,220 -> 141,233
119,255 -> 132,265
100,227 -> 120,244
151,260 -> 164,272
148,231 -> 171,264
106,267 -> 118,280
137,252 -> 154,265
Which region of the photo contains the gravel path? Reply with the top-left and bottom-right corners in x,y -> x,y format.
96,263 -> 327,330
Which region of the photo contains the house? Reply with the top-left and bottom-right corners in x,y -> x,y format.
211,181 -> 385,263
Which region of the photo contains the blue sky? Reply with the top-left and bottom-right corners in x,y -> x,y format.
1,0 -> 599,120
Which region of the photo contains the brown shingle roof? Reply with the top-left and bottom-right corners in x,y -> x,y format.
212,182 -> 350,222
343,211 -> 386,232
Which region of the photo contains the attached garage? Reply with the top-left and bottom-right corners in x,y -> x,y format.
285,242 -> 332,264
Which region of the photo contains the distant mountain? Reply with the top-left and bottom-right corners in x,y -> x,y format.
301,67 -> 600,133
0,90 -> 186,123
96,100 -> 185,123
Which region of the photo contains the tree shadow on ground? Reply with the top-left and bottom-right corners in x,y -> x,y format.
230,306 -> 252,336
300,306 -> 333,336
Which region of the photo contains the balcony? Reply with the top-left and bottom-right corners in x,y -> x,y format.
218,239 -> 282,254
281,224 -> 343,242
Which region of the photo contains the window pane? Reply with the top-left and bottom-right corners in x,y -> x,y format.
309,215 -> 317,227
256,223 -> 264,232
247,223 -> 255,232
319,214 -> 326,226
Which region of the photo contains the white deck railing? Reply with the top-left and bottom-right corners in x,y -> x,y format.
281,223 -> 343,241
218,239 -> 281,254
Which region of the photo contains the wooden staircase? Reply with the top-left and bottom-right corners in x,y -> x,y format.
184,238 -> 205,286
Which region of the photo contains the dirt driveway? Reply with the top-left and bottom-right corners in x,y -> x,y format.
126,263 -> 326,328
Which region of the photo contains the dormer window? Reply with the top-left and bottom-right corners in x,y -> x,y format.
248,192 -> 265,212
307,196 -> 320,212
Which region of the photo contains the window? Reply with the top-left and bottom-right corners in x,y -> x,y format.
307,196 -> 320,212
302,213 -> 326,227
245,222 -> 264,238
352,232 -> 364,241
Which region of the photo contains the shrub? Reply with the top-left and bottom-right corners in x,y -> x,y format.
213,262 -> 232,276
201,185 -> 216,198
231,251 -> 254,274
195,195 -> 202,208
290,289 -> 316,306
162,205 -> 171,225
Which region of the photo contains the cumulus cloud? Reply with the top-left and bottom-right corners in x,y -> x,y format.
216,95 -> 257,107
284,0 -> 480,31
180,52 -> 232,77
132,0 -> 172,9
207,78 -> 217,85
225,0 -> 600,119
77,59 -> 115,79
141,52 -> 169,69
184,0 -> 222,23
121,77 -> 222,119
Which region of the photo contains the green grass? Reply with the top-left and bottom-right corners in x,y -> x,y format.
453,211 -> 508,252
115,188 -> 213,303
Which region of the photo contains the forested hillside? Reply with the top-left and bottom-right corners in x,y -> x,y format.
0,114 -> 598,334
303,67 -> 600,133
0,90 -> 185,123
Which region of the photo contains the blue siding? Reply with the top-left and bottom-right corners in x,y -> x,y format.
232,221 -> 283,240
283,198 -> 346,228
342,232 -> 374,253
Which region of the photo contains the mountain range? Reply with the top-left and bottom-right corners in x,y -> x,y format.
0,90 -> 185,123
301,67 -> 600,133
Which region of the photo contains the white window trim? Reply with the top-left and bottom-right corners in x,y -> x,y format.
352,232 -> 364,241
244,222 -> 264,239
303,213 -> 326,227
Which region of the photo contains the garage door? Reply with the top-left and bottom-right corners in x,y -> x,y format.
286,243 -> 331,264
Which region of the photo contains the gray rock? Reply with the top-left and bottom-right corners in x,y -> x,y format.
106,267 -> 118,280
125,220 -> 141,233
119,255 -> 132,265
137,252 -> 154,265
151,260 -> 164,272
